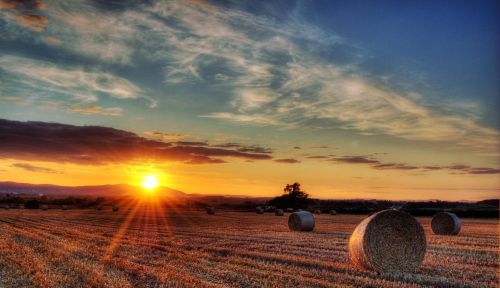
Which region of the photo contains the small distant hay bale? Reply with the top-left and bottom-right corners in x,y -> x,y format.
3,204 -> 10,210
314,209 -> 322,215
40,204 -> 48,211
296,209 -> 303,212
265,206 -> 275,212
18,204 -> 25,209
275,209 -> 284,216
349,209 -> 426,274
431,212 -> 461,235
329,210 -> 337,215
96,205 -> 103,211
286,208 -> 294,213
288,211 -> 315,231
206,207 -> 215,215
255,206 -> 264,214
61,205 -> 68,210
112,205 -> 119,212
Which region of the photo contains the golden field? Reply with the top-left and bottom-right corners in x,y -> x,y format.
0,207 -> 498,287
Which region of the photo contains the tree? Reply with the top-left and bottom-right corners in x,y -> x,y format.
268,182 -> 310,209
25,199 -> 40,209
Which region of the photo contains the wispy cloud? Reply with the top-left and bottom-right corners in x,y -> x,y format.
13,13 -> 48,31
67,106 -> 123,116
332,156 -> 379,164
0,55 -> 155,112
11,162 -> 60,174
144,131 -> 189,141
274,158 -> 301,164
328,154 -> 500,175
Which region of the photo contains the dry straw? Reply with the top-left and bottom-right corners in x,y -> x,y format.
288,211 -> 315,231
275,209 -> 284,216
348,209 -> 426,274
255,206 -> 264,214
206,207 -> 215,215
431,212 -> 461,235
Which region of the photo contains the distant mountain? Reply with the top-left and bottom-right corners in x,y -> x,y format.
0,181 -> 187,198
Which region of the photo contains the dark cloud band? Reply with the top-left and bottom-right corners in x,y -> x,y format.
0,119 -> 272,165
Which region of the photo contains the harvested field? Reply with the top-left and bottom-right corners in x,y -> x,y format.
0,208 -> 498,288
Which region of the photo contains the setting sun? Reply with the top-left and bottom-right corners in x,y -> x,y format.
142,175 -> 159,190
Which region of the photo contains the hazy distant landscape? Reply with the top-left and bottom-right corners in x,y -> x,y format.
1,182 -> 498,218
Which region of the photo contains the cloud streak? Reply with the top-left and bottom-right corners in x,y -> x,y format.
11,162 -> 60,174
274,158 -> 301,164
328,155 -> 500,175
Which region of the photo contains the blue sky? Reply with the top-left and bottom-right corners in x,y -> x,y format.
0,0 -> 498,199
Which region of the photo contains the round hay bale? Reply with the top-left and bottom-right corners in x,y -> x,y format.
61,205 -> 68,210
255,206 -> 264,214
431,212 -> 461,235
275,209 -> 284,216
314,209 -> 322,215
288,211 -> 315,231
40,204 -> 48,211
329,210 -> 337,215
286,208 -> 294,213
96,205 -> 103,211
348,209 -> 426,274
112,205 -> 119,212
206,207 -> 215,215
3,204 -> 10,210
265,206 -> 275,212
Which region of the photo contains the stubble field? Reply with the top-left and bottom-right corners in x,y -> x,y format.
0,206 -> 498,287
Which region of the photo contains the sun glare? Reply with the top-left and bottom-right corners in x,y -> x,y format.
142,175 -> 159,190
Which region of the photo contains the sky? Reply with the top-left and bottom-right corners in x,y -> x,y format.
0,0 -> 499,201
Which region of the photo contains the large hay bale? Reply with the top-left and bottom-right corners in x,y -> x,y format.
288,211 -> 315,231
349,209 -> 426,274
275,209 -> 284,216
314,209 -> 322,215
40,204 -> 48,211
255,206 -> 264,214
329,210 -> 337,215
112,205 -> 119,212
431,212 -> 461,235
206,207 -> 215,215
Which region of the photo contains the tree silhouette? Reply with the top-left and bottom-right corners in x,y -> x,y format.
269,182 -> 310,209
